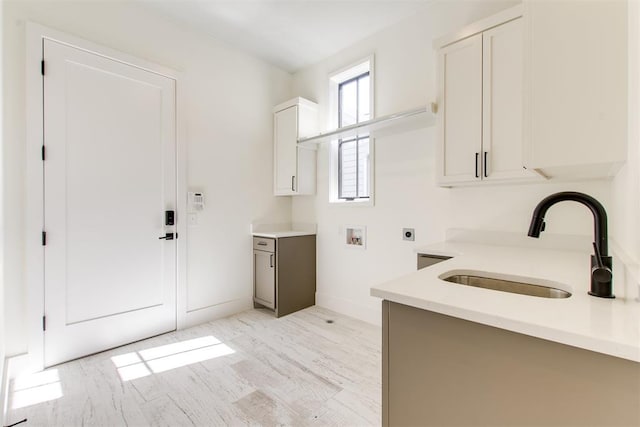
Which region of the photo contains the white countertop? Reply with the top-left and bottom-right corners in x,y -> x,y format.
371,241 -> 640,362
252,231 -> 316,238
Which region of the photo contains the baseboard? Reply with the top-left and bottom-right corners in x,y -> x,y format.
182,297 -> 253,329
0,354 -> 29,425
6,354 -> 32,380
315,292 -> 381,326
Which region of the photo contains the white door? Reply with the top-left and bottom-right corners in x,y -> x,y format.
274,105 -> 298,195
437,34 -> 483,184
43,39 -> 177,367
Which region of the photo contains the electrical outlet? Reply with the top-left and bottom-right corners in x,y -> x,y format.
403,228 -> 415,241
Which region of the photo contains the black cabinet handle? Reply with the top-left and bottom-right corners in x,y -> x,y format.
475,153 -> 479,178
484,151 -> 488,178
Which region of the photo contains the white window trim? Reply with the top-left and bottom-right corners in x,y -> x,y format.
328,54 -> 375,206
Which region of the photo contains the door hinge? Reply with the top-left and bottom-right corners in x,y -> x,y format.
42,145 -> 46,161
42,316 -> 46,331
41,60 -> 45,76
42,231 -> 47,246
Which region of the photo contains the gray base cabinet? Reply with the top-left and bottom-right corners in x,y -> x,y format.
382,300 -> 640,427
253,235 -> 316,318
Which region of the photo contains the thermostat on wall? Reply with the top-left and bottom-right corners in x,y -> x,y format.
188,192 -> 205,212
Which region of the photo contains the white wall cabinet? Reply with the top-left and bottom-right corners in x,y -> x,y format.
273,97 -> 318,196
436,1 -> 628,185
437,16 -> 534,186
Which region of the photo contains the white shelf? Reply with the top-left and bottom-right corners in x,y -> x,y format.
298,106 -> 435,146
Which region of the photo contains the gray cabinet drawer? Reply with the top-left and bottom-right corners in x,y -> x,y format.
253,237 -> 275,252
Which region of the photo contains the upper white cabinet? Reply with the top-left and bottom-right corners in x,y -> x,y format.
273,97 -> 318,196
523,0 -> 627,178
435,1 -> 627,185
437,13 -> 534,186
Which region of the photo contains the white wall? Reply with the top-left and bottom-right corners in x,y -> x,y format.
3,1 -> 292,356
291,0 -> 614,325
612,0 -> 640,264
0,0 -> 6,391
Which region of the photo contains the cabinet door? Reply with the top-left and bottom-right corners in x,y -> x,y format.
482,18 -> 532,182
254,250 -> 275,309
437,34 -> 483,185
274,105 -> 298,195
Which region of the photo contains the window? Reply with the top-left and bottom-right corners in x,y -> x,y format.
330,57 -> 374,204
338,72 -> 370,199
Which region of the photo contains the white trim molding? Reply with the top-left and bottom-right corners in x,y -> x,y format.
432,4 -> 523,49
25,22 -> 187,371
183,298 -> 254,329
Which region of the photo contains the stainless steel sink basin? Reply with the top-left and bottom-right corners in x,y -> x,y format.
441,273 -> 571,299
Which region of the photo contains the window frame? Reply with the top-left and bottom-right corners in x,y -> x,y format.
328,55 -> 375,206
337,71 -> 370,200
338,136 -> 370,200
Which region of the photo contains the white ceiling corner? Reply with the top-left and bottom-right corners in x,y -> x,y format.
140,0 -> 435,73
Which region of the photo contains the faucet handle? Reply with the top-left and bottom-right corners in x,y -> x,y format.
592,242 -> 613,283
592,242 -> 604,267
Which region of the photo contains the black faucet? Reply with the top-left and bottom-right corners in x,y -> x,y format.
527,191 -> 614,298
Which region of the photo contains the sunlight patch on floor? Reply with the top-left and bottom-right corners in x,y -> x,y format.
11,369 -> 64,409
112,335 -> 234,381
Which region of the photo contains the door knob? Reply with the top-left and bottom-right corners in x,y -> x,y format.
159,233 -> 175,240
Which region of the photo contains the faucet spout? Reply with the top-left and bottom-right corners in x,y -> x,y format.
527,215 -> 545,239
527,192 -> 608,255
527,191 -> 613,298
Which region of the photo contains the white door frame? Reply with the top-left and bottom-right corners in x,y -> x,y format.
26,22 -> 188,372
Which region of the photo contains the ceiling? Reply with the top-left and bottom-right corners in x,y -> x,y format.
140,0 -> 435,73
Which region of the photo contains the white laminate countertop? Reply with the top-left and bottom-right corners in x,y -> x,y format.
252,231 -> 316,238
371,241 -> 640,362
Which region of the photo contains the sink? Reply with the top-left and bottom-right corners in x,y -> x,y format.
441,271 -> 571,299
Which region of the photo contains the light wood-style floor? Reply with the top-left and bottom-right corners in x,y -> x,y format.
6,307 -> 381,426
